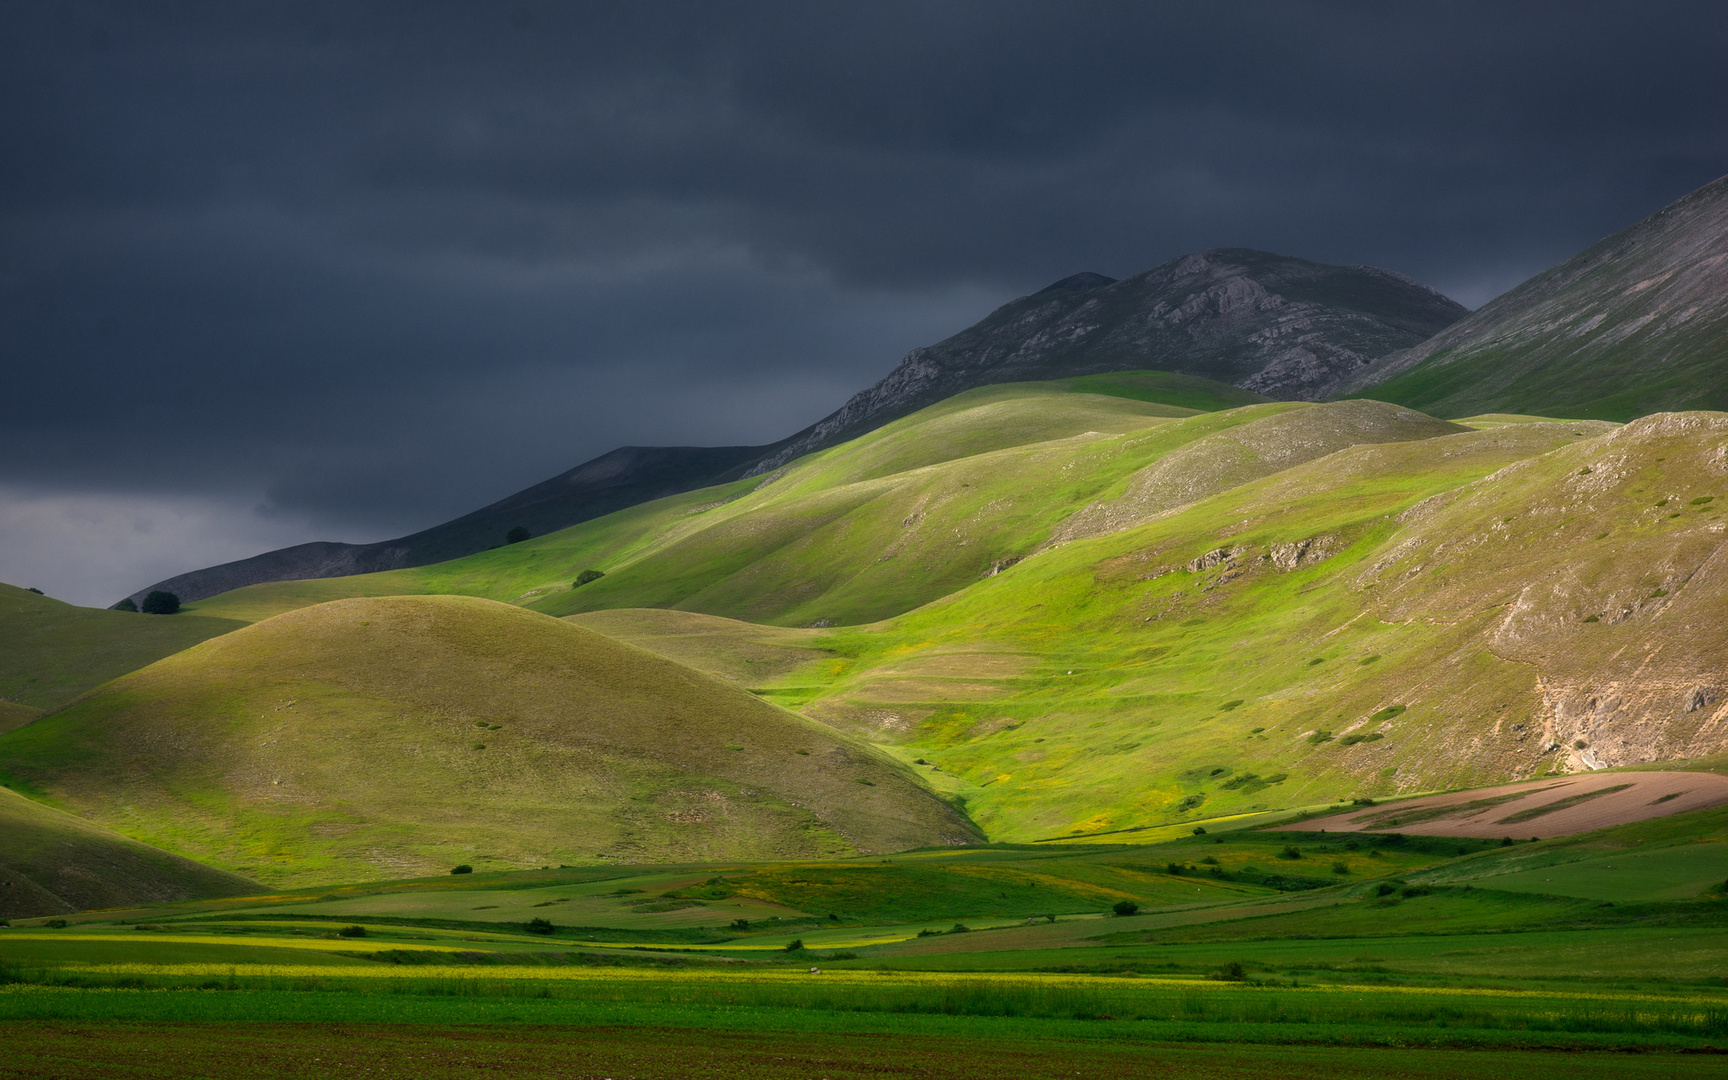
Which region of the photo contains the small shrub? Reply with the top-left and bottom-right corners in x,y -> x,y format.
1307,730 -> 1334,745
949,924 -> 971,934
794,748 -> 810,755
1583,614 -> 1600,623
1192,826 -> 1207,835
854,777 -> 874,786
1277,846 -> 1302,860
573,569 -> 605,587
729,918 -> 750,930
141,590 -> 180,615
1692,496 -> 1715,505
451,864 -> 473,874
1212,961 -> 1245,982
1112,900 -> 1140,917
1331,861 -> 1350,875
1166,862 -> 1186,875
337,925 -> 367,938
1501,837 -> 1514,847
784,939 -> 805,951
1345,839 -> 1360,850
1375,882 -> 1399,897
526,917 -> 555,935
1200,855 -> 1219,865
45,919 -> 68,929
112,598 -> 138,612
1400,885 -> 1432,898
505,526 -> 530,544
1219,699 -> 1245,711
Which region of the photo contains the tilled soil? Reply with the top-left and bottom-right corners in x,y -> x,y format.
0,1023 -> 1718,1080
1277,770 -> 1728,838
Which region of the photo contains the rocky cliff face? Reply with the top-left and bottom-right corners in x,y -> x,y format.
1341,173 -> 1728,419
748,249 -> 1465,474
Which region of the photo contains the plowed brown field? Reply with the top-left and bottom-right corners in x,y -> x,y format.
1276,770 -> 1728,838
0,1023 -> 1718,1079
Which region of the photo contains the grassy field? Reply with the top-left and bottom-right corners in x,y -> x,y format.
0,596 -> 975,886
0,583 -> 243,711
5,805 -> 1728,1071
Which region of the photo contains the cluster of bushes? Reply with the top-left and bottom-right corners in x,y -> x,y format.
113,590 -> 180,614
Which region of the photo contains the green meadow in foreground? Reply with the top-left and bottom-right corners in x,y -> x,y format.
4,804 -> 1728,1076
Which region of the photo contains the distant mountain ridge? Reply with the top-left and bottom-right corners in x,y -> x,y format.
748,249 -> 1465,474
1342,172 -> 1728,418
131,249 -> 1463,605
130,444 -> 770,605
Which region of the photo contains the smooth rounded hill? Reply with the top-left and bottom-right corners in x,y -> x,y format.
0,785 -> 258,919
0,596 -> 978,886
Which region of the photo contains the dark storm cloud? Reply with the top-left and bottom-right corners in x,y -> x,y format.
3,1 -> 1727,603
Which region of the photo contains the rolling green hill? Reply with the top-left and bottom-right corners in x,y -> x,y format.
0,583 -> 245,711
0,785 -> 258,919
745,411 -> 1726,841
185,380 -> 1454,631
1342,173 -> 1728,420
0,596 -> 977,886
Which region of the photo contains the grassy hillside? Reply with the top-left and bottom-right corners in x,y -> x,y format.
188,388 -> 1454,632
0,596 -> 976,886
1341,173 -> 1728,420
589,416 -> 1728,839
0,583 -> 244,710
0,785 -> 258,919
184,375 -> 1254,626
758,412 -> 1727,842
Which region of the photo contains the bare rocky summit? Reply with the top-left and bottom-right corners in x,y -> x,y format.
749,249 -> 1465,474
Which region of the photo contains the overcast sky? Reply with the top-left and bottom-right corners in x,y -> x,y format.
4,1 -> 1726,606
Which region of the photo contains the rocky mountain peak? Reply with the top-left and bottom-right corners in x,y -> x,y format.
746,249 -> 1464,474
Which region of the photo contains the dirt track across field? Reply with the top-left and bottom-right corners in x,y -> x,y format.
1274,770 -> 1728,838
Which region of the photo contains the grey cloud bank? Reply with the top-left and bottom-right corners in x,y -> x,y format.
3,1 -> 1726,605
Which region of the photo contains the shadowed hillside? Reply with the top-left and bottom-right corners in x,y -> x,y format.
0,786 -> 258,919
0,596 -> 976,885
1343,173 -> 1728,419
0,583 -> 245,711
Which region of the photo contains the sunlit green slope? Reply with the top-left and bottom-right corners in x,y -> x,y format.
586,413 -> 1728,839
754,412 -> 1725,841
0,583 -> 244,710
0,785 -> 258,919
0,596 -> 977,886
189,379 -> 1457,631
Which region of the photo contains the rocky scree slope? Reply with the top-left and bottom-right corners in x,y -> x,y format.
1342,172 -> 1728,420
